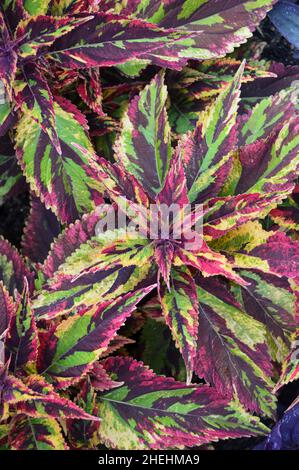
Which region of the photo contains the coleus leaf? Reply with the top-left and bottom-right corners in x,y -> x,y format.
0,282 -> 14,338
1,0 -> 26,32
175,241 -> 246,286
15,96 -> 104,224
90,362 -> 123,392
15,375 -> 100,421
181,61 -> 244,204
41,209 -> 103,280
231,230 -> 299,279
97,356 -> 269,450
0,362 -> 99,421
0,237 -> 33,297
0,12 -> 17,98
159,265 -> 199,384
21,195 -> 60,264
9,415 -> 68,450
101,334 -> 135,359
15,14 -> 91,60
37,286 -> 155,387
242,61 -> 299,102
23,0 -> 51,15
51,0 -> 96,15
213,219 -> 299,277
5,280 -> 38,374
232,271 -> 298,363
238,87 -> 298,147
195,275 -> 275,416
235,116 -> 299,195
187,58 -> 276,101
15,65 -> 60,152
0,363 -> 39,415
167,58 -> 275,135
77,67 -> 104,115
203,192 -> 286,241
0,101 -> 15,137
114,71 -> 171,198
104,0 -> 278,66
271,206 -> 299,231
46,13 -> 190,69
33,230 -> 155,319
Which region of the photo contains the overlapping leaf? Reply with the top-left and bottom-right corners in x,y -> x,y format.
46,13 -> 190,69
0,282 -> 14,338
195,275 -> 275,415
37,287 -> 155,387
33,230 -> 155,319
0,237 -> 33,297
236,116 -> 299,195
97,356 -> 269,450
180,61 -> 244,203
5,281 -> 38,374
102,1 -> 278,66
15,65 -> 60,151
115,71 -> 171,198
15,97 -> 104,224
9,416 -> 68,450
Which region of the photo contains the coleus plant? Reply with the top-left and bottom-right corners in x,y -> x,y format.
0,0 -> 299,452
0,0 -> 278,224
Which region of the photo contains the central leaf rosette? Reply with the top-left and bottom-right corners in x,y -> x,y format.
33,65 -> 299,405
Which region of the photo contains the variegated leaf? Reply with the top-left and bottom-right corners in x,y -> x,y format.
97,356 -> 269,450
236,117 -> 299,195
181,62 -> 244,203
16,15 -> 91,60
195,275 -> 275,416
0,237 -> 33,297
15,65 -> 60,152
203,192 -> 286,241
15,97 -> 104,224
16,375 -> 100,421
238,87 -> 298,147
103,1 -> 278,66
21,195 -> 60,264
33,230 -> 155,320
9,415 -> 68,450
46,13 -> 190,69
274,331 -> 299,390
37,287 -> 155,387
232,271 -> 298,362
5,281 -> 38,374
42,209 -> 104,280
0,282 -> 14,339
115,71 -> 171,198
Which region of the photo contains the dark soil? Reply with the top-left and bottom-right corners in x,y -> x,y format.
0,191 -> 29,248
